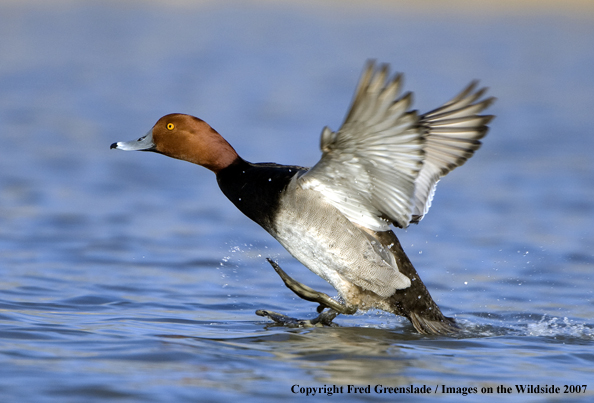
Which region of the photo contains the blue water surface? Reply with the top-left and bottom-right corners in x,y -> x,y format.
0,1 -> 593,402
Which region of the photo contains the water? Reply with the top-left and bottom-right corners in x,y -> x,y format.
1,1 -> 593,402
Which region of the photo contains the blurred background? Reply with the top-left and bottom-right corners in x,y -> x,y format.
1,1 -> 593,401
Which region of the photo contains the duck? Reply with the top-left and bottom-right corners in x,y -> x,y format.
111,61 -> 494,335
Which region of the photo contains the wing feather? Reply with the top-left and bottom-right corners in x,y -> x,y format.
411,85 -> 495,222
302,61 -> 495,231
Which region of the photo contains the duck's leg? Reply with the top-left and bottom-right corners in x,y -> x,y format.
255,258 -> 357,328
266,258 -> 357,314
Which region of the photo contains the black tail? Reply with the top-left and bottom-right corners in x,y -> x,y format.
407,310 -> 458,335
374,230 -> 460,335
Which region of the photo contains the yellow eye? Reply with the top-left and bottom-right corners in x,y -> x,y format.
167,123 -> 175,130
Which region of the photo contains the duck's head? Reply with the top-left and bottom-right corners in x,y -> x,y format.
111,113 -> 239,173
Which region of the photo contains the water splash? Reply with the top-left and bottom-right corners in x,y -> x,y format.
455,313 -> 594,340
525,315 -> 594,339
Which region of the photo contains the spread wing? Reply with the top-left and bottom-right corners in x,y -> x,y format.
299,61 -> 494,231
411,82 -> 495,223
300,61 -> 424,231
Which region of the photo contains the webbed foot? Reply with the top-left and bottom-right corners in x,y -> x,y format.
255,309 -> 339,328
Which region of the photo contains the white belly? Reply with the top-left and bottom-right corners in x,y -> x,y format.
269,177 -> 411,300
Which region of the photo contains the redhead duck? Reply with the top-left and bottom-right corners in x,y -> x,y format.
111,61 -> 494,334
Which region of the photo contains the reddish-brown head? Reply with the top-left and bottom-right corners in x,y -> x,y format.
111,114 -> 239,173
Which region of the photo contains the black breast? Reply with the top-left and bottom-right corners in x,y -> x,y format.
216,158 -> 308,231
